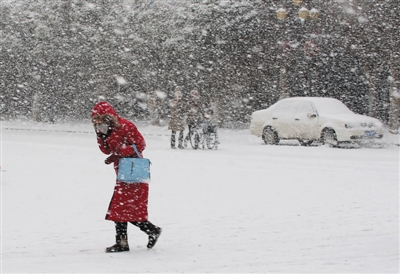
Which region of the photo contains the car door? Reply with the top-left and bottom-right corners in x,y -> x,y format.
271,100 -> 297,139
292,101 -> 319,140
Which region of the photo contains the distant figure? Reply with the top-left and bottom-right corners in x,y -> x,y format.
168,90 -> 185,149
203,107 -> 220,146
147,92 -> 161,126
91,101 -> 162,253
184,90 -> 210,145
185,90 -> 203,142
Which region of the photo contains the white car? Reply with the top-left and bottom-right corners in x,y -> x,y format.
250,97 -> 384,147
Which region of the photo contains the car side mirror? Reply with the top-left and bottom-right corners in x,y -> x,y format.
307,113 -> 317,118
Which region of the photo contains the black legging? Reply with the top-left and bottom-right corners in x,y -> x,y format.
171,130 -> 184,147
115,221 -> 158,236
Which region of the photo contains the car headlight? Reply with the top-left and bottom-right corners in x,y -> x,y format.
345,122 -> 380,129
372,121 -> 383,128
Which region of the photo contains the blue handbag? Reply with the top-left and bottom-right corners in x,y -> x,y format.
117,144 -> 151,183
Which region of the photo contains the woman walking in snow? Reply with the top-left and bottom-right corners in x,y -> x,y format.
168,90 -> 186,149
91,101 -> 162,253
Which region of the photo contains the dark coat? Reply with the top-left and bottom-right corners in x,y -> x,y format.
92,102 -> 149,222
186,98 -> 212,126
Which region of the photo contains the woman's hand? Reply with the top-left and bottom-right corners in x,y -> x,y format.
104,154 -> 121,165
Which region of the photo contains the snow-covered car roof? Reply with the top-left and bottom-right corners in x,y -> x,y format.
280,97 -> 353,115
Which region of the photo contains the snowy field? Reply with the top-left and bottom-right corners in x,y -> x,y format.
1,121 -> 399,273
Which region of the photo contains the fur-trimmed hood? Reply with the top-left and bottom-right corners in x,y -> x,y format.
92,101 -> 118,117
91,101 -> 121,128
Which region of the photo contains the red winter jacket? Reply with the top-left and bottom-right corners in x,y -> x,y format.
92,102 -> 149,222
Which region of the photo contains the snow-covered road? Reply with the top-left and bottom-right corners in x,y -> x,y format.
1,121 -> 399,273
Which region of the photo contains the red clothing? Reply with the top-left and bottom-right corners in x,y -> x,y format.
92,102 -> 148,222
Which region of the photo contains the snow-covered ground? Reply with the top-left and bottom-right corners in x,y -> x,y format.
1,121 -> 399,273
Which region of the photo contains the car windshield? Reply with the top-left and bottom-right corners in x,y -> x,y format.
313,99 -> 354,115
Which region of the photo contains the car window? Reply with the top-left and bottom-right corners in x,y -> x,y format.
272,101 -> 296,117
295,102 -> 314,115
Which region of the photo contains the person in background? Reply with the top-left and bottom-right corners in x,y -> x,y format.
91,101 -> 162,253
168,90 -> 186,149
184,90 -> 205,145
203,107 -> 220,146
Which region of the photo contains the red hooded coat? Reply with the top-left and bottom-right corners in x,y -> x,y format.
92,102 -> 148,222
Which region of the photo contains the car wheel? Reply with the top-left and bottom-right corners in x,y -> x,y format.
262,127 -> 279,145
321,129 -> 338,147
298,139 -> 313,146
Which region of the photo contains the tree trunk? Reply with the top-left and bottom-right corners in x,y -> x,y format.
365,68 -> 377,118
279,67 -> 289,100
388,56 -> 400,133
32,91 -> 40,122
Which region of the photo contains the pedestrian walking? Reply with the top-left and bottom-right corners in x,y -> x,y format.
168,90 -> 185,149
91,101 -> 162,253
184,90 -> 208,145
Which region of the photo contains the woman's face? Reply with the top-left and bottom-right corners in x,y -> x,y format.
95,122 -> 111,134
92,115 -> 113,134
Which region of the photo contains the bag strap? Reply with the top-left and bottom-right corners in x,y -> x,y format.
131,144 -> 143,158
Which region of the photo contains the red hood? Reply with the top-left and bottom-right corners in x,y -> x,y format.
92,102 -> 119,118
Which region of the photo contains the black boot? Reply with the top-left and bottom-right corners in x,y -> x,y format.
106,222 -> 130,253
131,221 -> 162,249
105,234 -> 130,253
171,130 -> 176,149
178,131 -> 184,149
147,226 -> 162,249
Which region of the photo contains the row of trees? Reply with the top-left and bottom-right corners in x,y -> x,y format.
1,0 -> 399,130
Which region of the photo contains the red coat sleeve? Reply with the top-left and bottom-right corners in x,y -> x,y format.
97,137 -> 111,155
117,120 -> 146,158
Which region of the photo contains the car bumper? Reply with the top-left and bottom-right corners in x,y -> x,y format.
250,124 -> 262,137
337,128 -> 384,141
350,134 -> 384,140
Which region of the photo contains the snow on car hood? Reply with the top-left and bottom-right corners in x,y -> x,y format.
302,97 -> 383,126
321,113 -> 383,126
